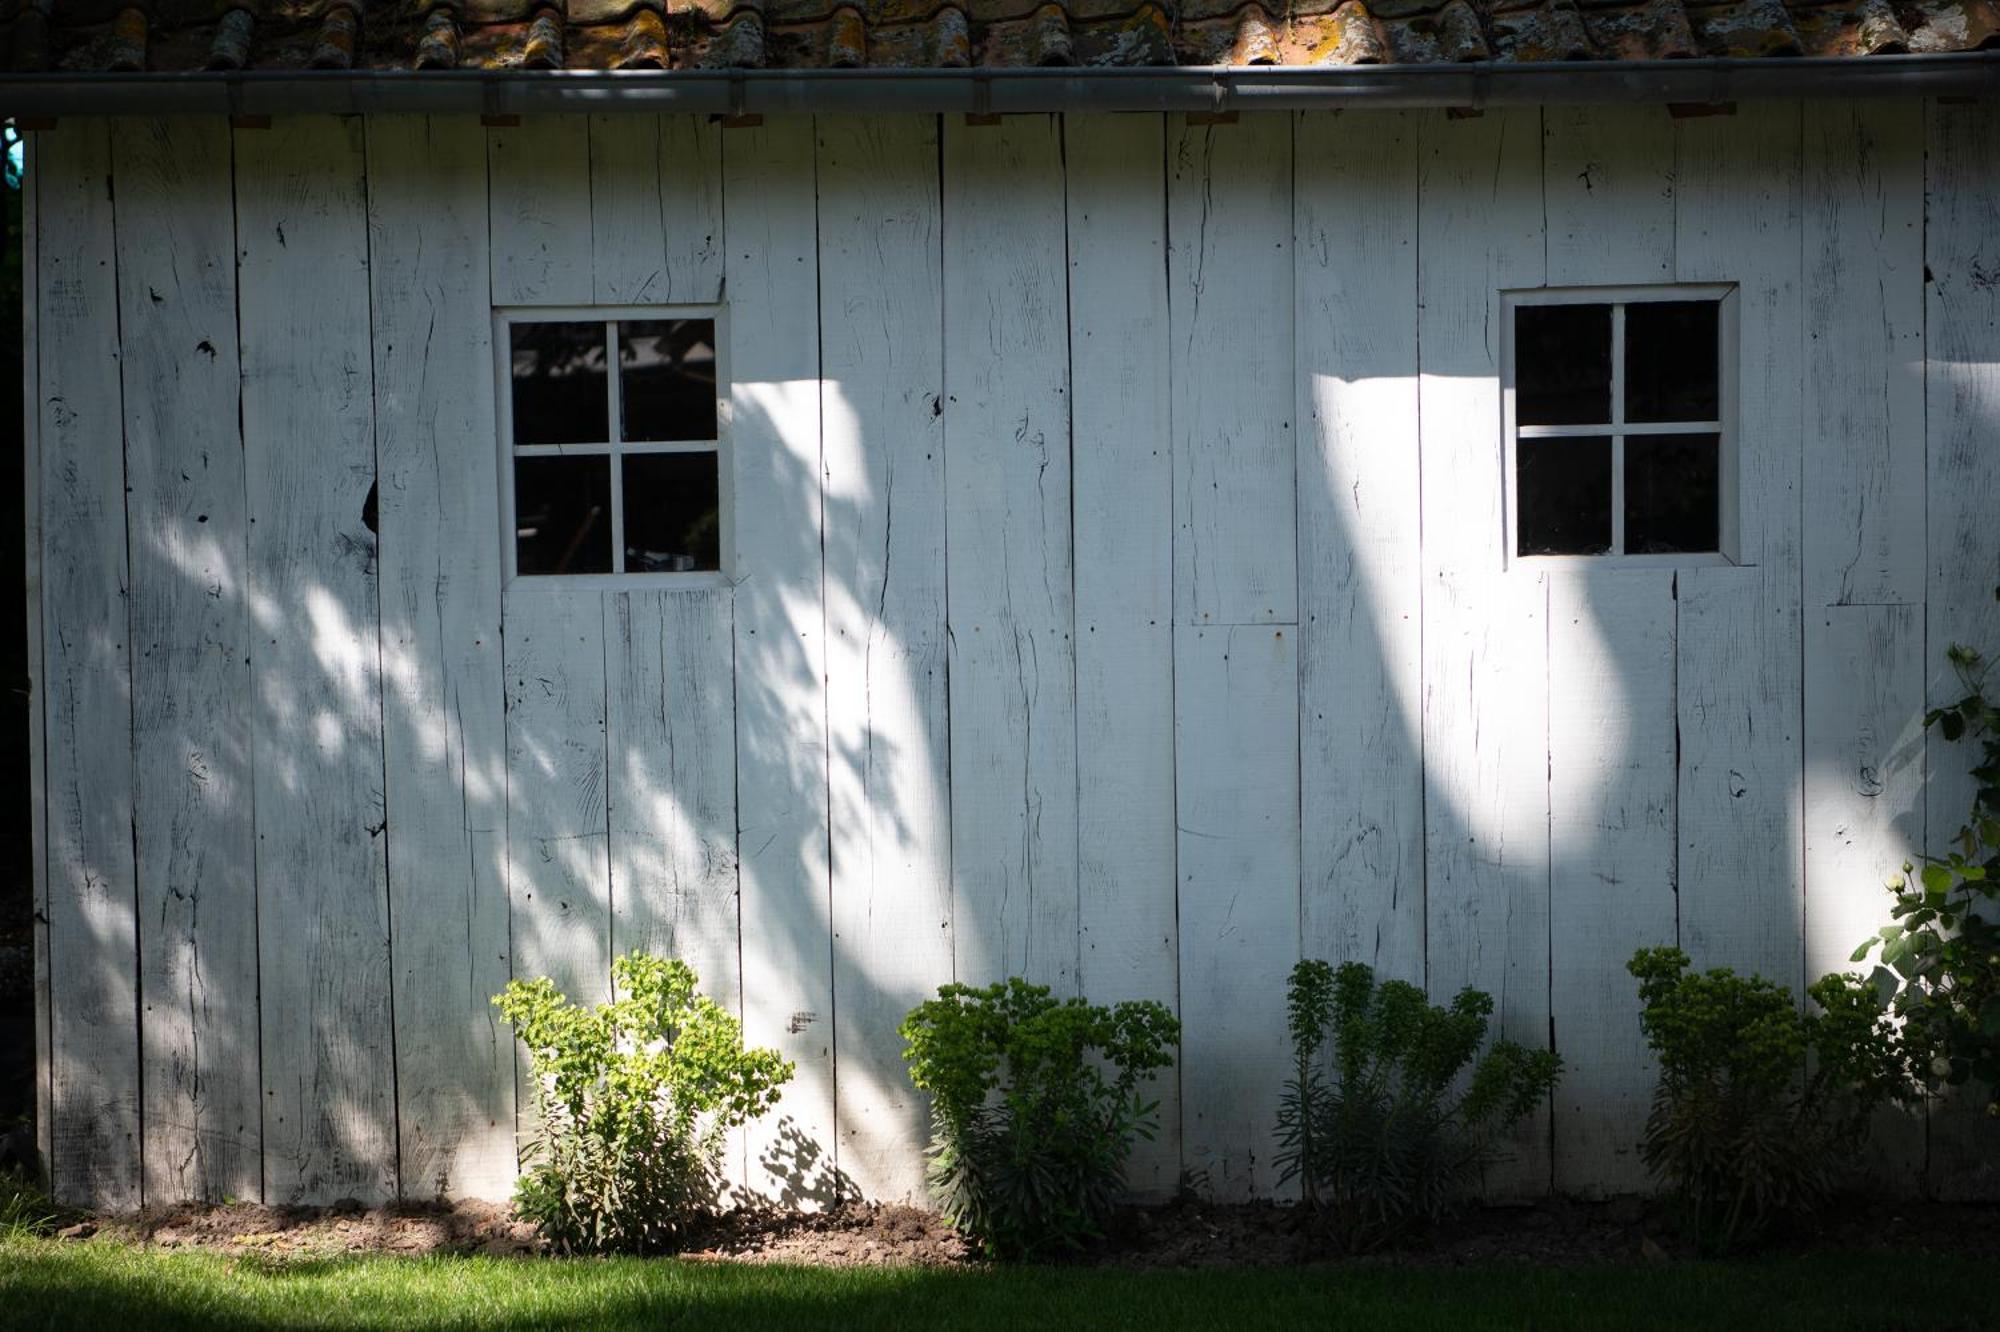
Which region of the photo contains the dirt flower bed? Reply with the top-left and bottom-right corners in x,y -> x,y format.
77,1195 -> 2000,1269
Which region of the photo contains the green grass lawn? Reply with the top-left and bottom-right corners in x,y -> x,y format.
0,1237 -> 1988,1331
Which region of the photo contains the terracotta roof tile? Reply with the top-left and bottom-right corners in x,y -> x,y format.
2,0 -> 1996,71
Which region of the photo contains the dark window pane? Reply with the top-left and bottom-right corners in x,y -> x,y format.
1515,304 -> 1611,426
1625,434 -> 1720,554
1518,436 -> 1612,556
620,319 -> 718,442
516,456 -> 612,574
1626,300 -> 1720,423
624,453 -> 721,572
511,322 -> 609,445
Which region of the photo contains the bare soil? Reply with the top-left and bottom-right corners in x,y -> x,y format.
84,1194 -> 2000,1270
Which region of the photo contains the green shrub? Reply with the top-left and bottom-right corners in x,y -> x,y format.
899,978 -> 1179,1260
1276,960 -> 1561,1252
1628,947 -> 1912,1254
493,954 -> 792,1254
1855,643 -> 2000,1114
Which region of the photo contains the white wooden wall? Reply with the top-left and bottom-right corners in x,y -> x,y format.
29,100 -> 2000,1208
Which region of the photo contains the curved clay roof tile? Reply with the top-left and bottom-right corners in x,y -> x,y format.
522,4 -> 565,66
1312,0 -> 1390,64
1436,0 -> 1491,59
827,3 -> 866,64
1231,3 -> 1282,63
1855,0 -> 1911,51
1033,3 -> 1076,64
106,4 -> 147,70
205,5 -> 253,69
415,5 -> 462,67
932,5 -> 972,65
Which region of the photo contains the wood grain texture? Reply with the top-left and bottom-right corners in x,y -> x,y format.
489,116 -> 593,306
724,117 -> 839,1206
1175,625 -> 1299,1202
1168,113 -> 1296,628
1547,571 -> 1678,1198
1066,112 -> 1179,1196
115,117 -> 262,1207
1674,102 -> 1806,986
504,592 -> 612,1008
367,115 -> 516,1203
1294,109 -> 1423,985
589,115 -> 667,304
37,121 -> 142,1209
22,136 -> 50,1176
1803,100 -> 1925,608
941,115 -> 1079,993
814,115 -> 952,1205
1804,603 -> 1927,1183
1416,106 -> 1551,1198
237,117 -> 396,1204
1920,97 -> 2000,1202
1542,105 -> 1676,286
660,116 -> 725,305
605,590 -> 740,1011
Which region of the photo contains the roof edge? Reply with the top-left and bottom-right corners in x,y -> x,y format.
3,53 -> 1996,118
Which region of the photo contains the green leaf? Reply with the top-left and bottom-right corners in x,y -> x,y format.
1942,711 -> 1967,742
1922,863 -> 1956,896
1850,941 -> 1875,963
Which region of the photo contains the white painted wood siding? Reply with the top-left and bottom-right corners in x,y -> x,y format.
33,101 -> 1994,1209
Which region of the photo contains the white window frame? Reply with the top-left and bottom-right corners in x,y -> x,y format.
495,304 -> 732,590
1501,284 -> 1740,570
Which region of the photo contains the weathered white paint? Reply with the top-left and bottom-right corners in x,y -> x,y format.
1803,100 -> 1926,609
38,120 -> 143,1209
1168,114 -> 1296,628
114,117 -> 262,1207
1804,604 -> 1928,1181
941,115 -> 1079,993
1920,98 -> 2000,1202
1417,105 -> 1552,1199
237,117 -> 397,1204
1294,109 -> 1423,986
1547,572 -> 1678,1197
1175,626 -> 1299,1202
1066,111 -> 1180,1196
724,116 -> 840,1206
816,114 -> 952,1205
33,103 -> 2000,1209
489,116 -> 594,307
22,134 -> 50,1178
1672,101 -> 1806,988
367,115 -> 518,1203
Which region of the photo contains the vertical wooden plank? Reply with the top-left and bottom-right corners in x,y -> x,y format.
589,114 -> 665,304
660,116 -> 725,305
1921,97 -> 2000,1202
1804,604 -> 1927,1182
1674,102 -> 1806,985
1167,113 -> 1295,628
489,116 -> 593,306
368,115 -> 516,1203
22,133 -> 52,1179
505,593 -> 612,1007
37,121 -> 141,1209
236,117 -> 395,1203
1803,100 -> 1925,608
1174,625 -> 1298,1201
1417,106 -> 1551,1197
1547,572 -> 1679,1197
1067,112 -> 1179,1196
941,115 -> 1078,993
815,115 -> 951,1204
1294,109 -> 1423,985
725,116 -> 837,1204
604,590 -> 738,1003
115,117 -> 261,1206
1542,105 -> 1676,286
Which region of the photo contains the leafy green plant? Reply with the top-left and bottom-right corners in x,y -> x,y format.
1276,960 -> 1560,1252
1854,643 -> 2000,1113
1628,947 -> 1912,1253
0,1167 -> 64,1239
899,978 -> 1179,1260
493,954 -> 792,1254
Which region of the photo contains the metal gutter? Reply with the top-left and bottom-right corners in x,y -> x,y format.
1,53 -> 1996,118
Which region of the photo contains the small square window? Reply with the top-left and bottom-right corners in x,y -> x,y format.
500,310 -> 725,579
1506,288 -> 1733,563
